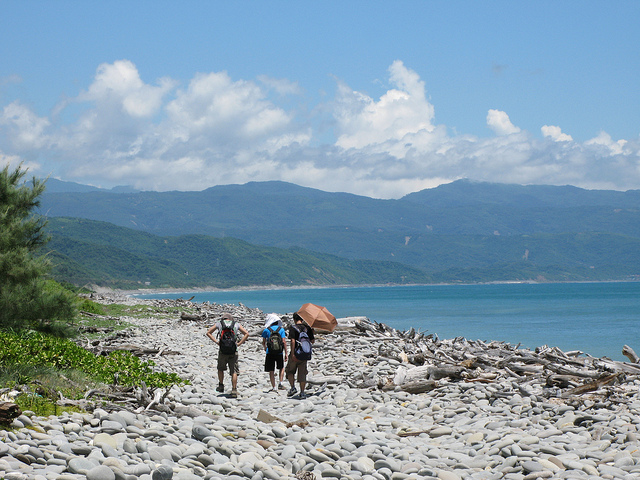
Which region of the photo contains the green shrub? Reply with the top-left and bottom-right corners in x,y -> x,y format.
77,298 -> 106,315
0,330 -> 184,390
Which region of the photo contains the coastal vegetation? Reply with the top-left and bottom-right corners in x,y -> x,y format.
0,165 -> 186,420
0,294 -> 187,418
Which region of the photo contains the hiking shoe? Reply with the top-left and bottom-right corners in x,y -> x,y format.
287,386 -> 298,397
216,383 -> 224,393
230,389 -> 238,398
299,392 -> 308,399
278,383 -> 286,390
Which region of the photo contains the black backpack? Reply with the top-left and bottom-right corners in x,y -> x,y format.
294,324 -> 312,360
266,325 -> 284,354
219,319 -> 237,355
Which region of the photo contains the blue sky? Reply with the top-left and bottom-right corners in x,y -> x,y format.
1,1 -> 639,198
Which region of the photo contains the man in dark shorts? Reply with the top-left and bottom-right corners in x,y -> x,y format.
206,313 -> 249,398
285,312 -> 315,399
261,313 -> 288,392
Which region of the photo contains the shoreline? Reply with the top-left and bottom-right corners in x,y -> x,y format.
110,278 -> 639,297
105,282 -> 640,363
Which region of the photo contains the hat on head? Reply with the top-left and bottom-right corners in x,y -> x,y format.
265,313 -> 280,328
221,313 -> 233,321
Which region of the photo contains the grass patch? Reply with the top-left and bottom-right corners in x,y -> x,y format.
1,365 -> 91,418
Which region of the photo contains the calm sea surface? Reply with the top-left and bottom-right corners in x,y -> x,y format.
135,282 -> 640,362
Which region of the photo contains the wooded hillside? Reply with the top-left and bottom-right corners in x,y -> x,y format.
40,179 -> 640,287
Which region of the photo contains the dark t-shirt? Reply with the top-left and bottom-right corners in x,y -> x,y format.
288,323 -> 315,343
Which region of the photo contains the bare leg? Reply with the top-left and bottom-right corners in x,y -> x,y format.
217,370 -> 224,384
269,371 -> 276,388
231,372 -> 238,391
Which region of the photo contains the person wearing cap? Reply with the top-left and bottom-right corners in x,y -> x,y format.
261,313 -> 288,392
285,312 -> 315,399
206,312 -> 249,398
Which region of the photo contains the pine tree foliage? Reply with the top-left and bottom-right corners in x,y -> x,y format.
0,163 -> 75,330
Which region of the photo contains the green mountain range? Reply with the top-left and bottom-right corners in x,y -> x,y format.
44,217 -> 431,289
40,179 -> 640,287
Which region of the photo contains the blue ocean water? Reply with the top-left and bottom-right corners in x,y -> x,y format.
135,282 -> 640,362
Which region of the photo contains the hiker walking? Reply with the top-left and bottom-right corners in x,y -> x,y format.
285,312 -> 315,399
206,312 -> 249,398
261,313 -> 288,392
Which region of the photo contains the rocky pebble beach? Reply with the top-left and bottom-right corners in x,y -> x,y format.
2,293 -> 640,480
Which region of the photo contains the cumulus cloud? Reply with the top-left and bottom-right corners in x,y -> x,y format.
486,109 -> 521,135
164,71 -> 295,145
335,60 -> 435,151
0,101 -> 52,149
0,59 -> 638,197
541,125 -> 573,142
77,60 -> 176,118
585,131 -> 629,156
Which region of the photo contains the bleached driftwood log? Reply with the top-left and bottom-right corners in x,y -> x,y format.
396,365 -> 461,384
398,379 -> 438,394
561,373 -> 624,398
306,374 -> 342,385
622,345 -> 640,363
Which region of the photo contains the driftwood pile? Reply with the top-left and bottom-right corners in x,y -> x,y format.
62,294 -> 640,416
348,318 -> 640,406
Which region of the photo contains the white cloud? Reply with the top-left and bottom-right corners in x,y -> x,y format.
541,125 -> 573,142
163,71 -> 306,151
0,151 -> 39,173
334,60 -> 435,151
0,59 -> 639,197
585,131 -> 629,156
0,101 -> 51,149
77,60 -> 176,118
486,109 -> 521,135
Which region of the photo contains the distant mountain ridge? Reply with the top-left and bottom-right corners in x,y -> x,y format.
40,179 -> 640,285
402,179 -> 640,208
45,178 -> 139,194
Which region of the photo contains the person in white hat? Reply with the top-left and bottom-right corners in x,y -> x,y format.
261,313 -> 288,392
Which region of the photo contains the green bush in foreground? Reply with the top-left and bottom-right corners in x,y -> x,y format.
0,330 -> 184,390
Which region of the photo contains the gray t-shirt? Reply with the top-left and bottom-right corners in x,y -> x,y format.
216,319 -> 240,338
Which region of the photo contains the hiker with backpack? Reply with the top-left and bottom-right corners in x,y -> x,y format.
206,312 -> 249,398
285,312 -> 315,399
261,313 -> 288,392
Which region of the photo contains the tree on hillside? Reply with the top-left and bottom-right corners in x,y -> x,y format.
0,163 -> 75,331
